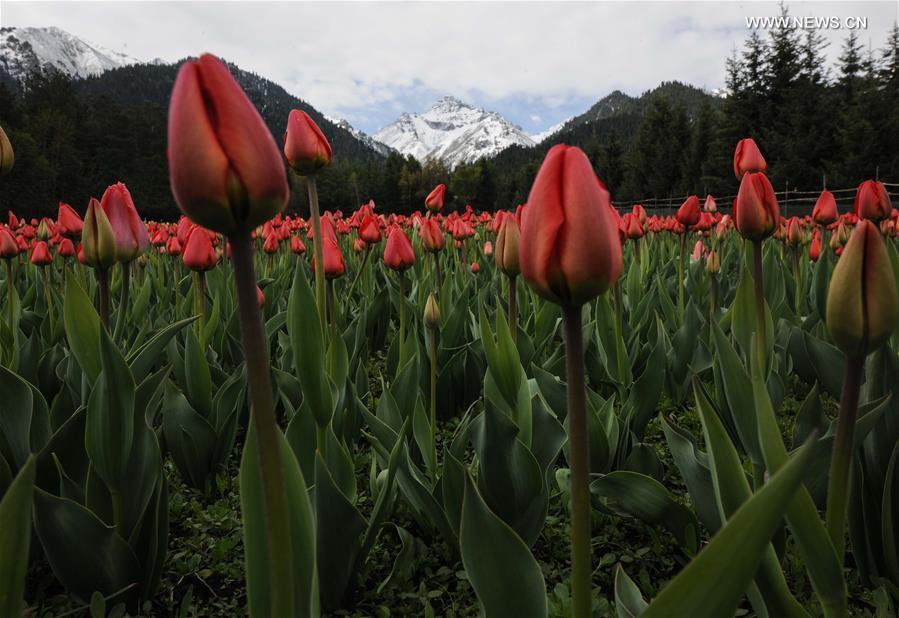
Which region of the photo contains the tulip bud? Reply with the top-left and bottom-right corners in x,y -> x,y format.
82,198 -> 117,269
704,195 -> 717,213
384,225 -> 415,271
812,190 -> 838,226
809,230 -> 822,262
519,144 -> 622,307
168,54 -> 289,235
419,218 -> 445,253
495,212 -> 521,278
854,180 -> 892,223
182,226 -> 217,271
0,228 -> 17,258
57,202 -> 84,238
826,220 -> 898,357
676,196 -> 701,228
30,241 -> 52,266
424,292 -> 440,329
734,172 -> 779,241
786,217 -> 804,247
57,238 -> 76,259
358,214 -> 382,245
257,285 -> 266,308
706,250 -> 720,274
283,109 -> 333,175
36,220 -> 51,242
470,261 -> 480,274
733,138 -> 767,179
290,235 -> 306,255
425,184 -> 446,212
0,127 -> 13,176
483,240 -> 493,256
101,182 -> 149,262
312,237 -> 346,280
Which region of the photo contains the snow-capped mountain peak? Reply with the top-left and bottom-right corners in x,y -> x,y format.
530,117 -> 572,144
374,96 -> 535,168
0,26 -> 140,83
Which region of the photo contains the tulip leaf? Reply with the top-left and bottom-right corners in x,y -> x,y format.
590,471 -> 699,554
0,456 -> 35,618
63,271 -> 102,384
162,383 -> 216,490
33,488 -> 142,603
126,317 -> 196,383
184,328 -> 213,418
459,470 -> 547,618
642,435 -> 816,617
84,327 -> 135,492
288,266 -> 333,427
0,365 -> 36,470
659,416 -> 719,532
614,564 -> 648,618
240,425 -> 318,618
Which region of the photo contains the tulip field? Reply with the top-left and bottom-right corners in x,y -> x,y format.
0,53 -> 898,618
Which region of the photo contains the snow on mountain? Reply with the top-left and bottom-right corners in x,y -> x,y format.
325,115 -> 393,157
0,26 -> 140,83
374,96 -> 536,168
530,117 -> 572,144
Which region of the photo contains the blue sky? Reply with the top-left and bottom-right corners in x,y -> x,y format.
4,1 -> 897,135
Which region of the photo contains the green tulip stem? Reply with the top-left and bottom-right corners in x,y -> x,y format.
752,240 -> 767,377
398,272 -> 407,367
41,266 -> 54,336
96,267 -> 110,328
791,247 -> 802,316
194,270 -> 206,343
508,275 -> 517,344
345,245 -> 372,299
709,272 -> 718,320
307,175 -> 327,336
112,262 -> 130,341
110,489 -> 125,538
5,259 -> 13,329
327,278 -> 338,375
433,252 -> 443,292
677,232 -> 687,320
229,230 -> 296,618
613,281 -> 625,383
562,304 -> 592,618
825,353 -> 864,564
428,323 -> 438,482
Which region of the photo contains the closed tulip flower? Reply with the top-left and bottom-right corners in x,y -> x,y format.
0,228 -> 17,258
182,226 -> 217,271
82,197 -> 118,269
676,195 -> 701,228
482,240 -> 493,256
519,144 -> 622,307
419,218 -> 445,253
495,212 -> 521,278
57,202 -> 84,238
625,213 -> 644,239
283,109 -> 332,175
470,261 -> 480,274
313,237 -> 346,280
262,233 -> 279,254
384,225 -> 415,271
826,220 -> 898,357
0,126 -> 13,176
786,217 -> 804,247
809,230 -> 822,262
853,180 -> 892,223
290,235 -> 306,255
735,172 -> 779,241
168,53 -> 289,235
57,238 -> 76,259
30,241 -> 52,266
101,182 -> 150,262
358,214 -> 382,244
425,184 -> 446,212
733,138 -> 767,179
812,190 -> 838,226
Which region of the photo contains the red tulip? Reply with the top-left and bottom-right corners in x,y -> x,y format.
676,196 -> 701,228
812,190 -> 838,226
470,261 -> 480,274
0,228 -> 17,258
312,237 -> 346,279
166,236 -> 182,256
257,285 -> 266,308
483,240 -> 494,256
734,172 -> 779,241
425,184 -> 446,212
358,214 -> 382,244
262,233 -> 279,255
519,144 -> 622,307
352,237 -> 366,253
168,53 -> 288,235
853,180 -> 892,223
57,238 -> 76,258
182,226 -> 217,271
290,235 -> 306,255
100,182 -> 149,262
733,138 -> 767,179
384,226 -> 415,271
57,202 -> 84,238
419,218 -> 445,253
30,241 -> 52,266
704,195 -> 717,213
283,109 -> 332,175
809,230 -> 822,262
786,217 -> 803,247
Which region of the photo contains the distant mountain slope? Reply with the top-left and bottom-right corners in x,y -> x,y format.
374,96 -> 535,168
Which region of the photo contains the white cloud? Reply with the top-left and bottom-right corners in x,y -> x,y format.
3,1 -> 897,133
